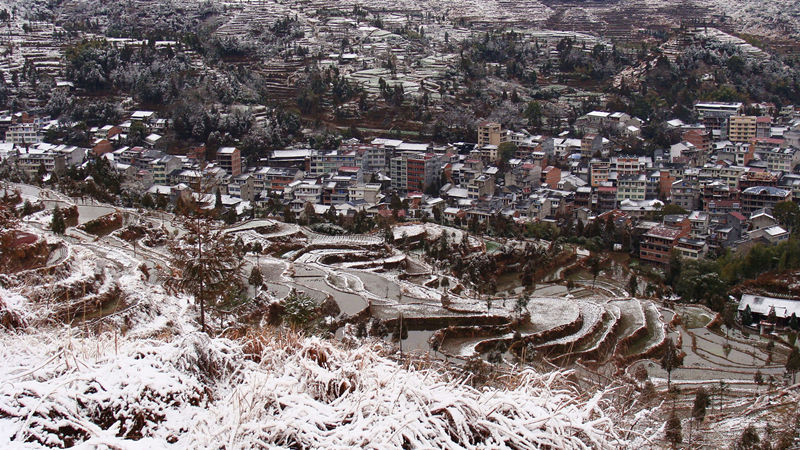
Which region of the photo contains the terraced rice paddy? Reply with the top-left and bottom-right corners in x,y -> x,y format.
224,220 -> 792,396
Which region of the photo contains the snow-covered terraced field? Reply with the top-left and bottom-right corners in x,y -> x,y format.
525,298 -> 581,334
568,303 -> 620,356
623,301 -> 666,358
536,302 -> 604,350
392,223 -> 482,248
303,231 -> 384,246
610,299 -> 646,341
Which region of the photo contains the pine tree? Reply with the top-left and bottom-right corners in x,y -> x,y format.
521,263 -> 533,287
742,305 -> 753,327
786,346 -> 800,384
223,208 -> 237,225
392,313 -> 409,355
767,306 -> 777,325
251,241 -> 263,263
141,193 -> 155,209
326,204 -> 337,223
665,410 -> 682,448
21,200 -> 33,216
37,162 -> 47,181
736,425 -> 760,449
284,205 -> 296,223
167,218 -> 244,333
661,338 -> 680,389
589,256 -> 601,287
753,369 -> 763,387
0,205 -> 19,272
51,205 -> 65,234
248,266 -> 263,286
722,303 -> 736,338
515,294 -> 529,316
283,290 -> 317,328
634,365 -> 649,383
692,387 -> 710,422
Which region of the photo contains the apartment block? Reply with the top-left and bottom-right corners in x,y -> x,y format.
640,225 -> 689,265
616,174 -> 647,202
694,102 -> 743,138
727,115 -> 757,143
477,121 -> 507,147
216,147 -> 242,176
740,186 -> 791,215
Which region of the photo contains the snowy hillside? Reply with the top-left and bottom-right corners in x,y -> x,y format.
1,0 -> 799,39
697,0 -> 800,38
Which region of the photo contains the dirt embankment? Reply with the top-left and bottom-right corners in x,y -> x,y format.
79,212 -> 123,235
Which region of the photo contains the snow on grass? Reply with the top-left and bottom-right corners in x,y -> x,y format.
0,287 -> 27,311
225,218 -> 278,233
0,323 -> 632,448
0,329 -> 223,448
20,209 -> 54,229
572,303 -> 620,354
0,287 -> 30,327
305,231 -> 383,246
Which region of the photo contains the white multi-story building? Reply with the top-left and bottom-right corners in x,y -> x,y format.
15,144 -> 86,177
310,150 -> 358,177
285,180 -> 322,212
616,174 -> 647,202
757,147 -> 800,173
347,183 -> 381,203
6,122 -> 44,145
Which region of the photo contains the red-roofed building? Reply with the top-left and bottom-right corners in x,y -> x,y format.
91,139 -> 114,157
682,128 -> 710,155
596,209 -> 632,229
640,225 -> 689,265
707,199 -> 742,215
337,166 -> 362,181
729,211 -> 746,222
752,137 -> 784,152
659,170 -> 676,199
739,171 -> 778,190
378,208 -> 406,219
187,145 -> 206,162
216,147 -> 242,176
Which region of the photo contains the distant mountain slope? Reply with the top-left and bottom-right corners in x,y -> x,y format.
1,0 -> 797,40
540,0 -> 800,39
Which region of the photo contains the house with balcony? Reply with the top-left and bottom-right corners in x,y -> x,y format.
640,225 -> 689,266
674,237 -> 707,260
